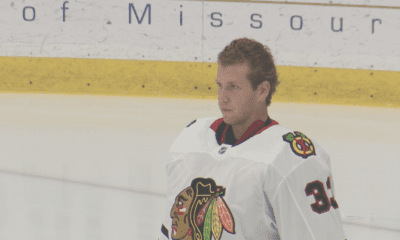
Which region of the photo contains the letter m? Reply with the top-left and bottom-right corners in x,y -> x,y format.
129,3 -> 151,24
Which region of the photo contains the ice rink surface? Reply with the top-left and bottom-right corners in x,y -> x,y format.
0,93 -> 399,239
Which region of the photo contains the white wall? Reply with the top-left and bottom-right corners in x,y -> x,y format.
1,0 -> 400,71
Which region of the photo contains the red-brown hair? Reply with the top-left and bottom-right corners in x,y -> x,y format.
218,37 -> 280,107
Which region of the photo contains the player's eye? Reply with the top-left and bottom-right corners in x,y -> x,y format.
216,84 -> 238,90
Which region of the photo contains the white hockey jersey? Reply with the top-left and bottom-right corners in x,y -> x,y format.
158,117 -> 346,240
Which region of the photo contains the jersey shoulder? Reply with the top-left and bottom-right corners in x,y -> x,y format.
168,117 -> 218,153
260,125 -> 331,177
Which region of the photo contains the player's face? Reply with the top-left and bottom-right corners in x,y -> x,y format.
216,62 -> 257,127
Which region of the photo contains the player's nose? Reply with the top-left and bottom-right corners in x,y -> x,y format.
218,87 -> 229,103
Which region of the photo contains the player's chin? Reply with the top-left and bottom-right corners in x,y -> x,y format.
222,114 -> 234,124
222,116 -> 229,124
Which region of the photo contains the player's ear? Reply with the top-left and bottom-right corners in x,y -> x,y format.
257,81 -> 270,103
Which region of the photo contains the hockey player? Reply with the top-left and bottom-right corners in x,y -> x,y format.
158,38 -> 347,240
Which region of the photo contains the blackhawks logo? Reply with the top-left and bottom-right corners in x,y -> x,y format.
283,131 -> 316,159
168,178 -> 235,240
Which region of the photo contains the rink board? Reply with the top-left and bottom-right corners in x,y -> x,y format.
1,0 -> 400,108
1,57 -> 400,108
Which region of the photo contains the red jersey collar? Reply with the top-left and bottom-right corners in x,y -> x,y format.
210,117 -> 279,146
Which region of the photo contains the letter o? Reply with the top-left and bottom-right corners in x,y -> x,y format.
290,15 -> 302,30
23,6 -> 36,21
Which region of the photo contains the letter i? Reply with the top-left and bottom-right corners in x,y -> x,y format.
180,5 -> 183,26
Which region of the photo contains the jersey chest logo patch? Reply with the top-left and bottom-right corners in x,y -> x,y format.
168,177 -> 236,240
283,131 -> 316,159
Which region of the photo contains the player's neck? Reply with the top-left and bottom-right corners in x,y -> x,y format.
232,107 -> 269,140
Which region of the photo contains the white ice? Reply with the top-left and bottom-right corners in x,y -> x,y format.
0,93 -> 399,239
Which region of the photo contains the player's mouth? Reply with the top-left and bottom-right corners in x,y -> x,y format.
172,226 -> 177,235
222,109 -> 232,112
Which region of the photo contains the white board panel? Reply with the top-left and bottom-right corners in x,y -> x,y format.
202,1 -> 400,71
0,0 -> 203,61
1,0 -> 400,70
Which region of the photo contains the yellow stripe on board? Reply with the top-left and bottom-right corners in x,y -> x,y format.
203,0 -> 400,10
1,56 -> 399,108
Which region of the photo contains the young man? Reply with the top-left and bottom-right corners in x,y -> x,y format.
158,38 -> 346,240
